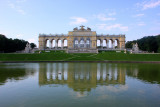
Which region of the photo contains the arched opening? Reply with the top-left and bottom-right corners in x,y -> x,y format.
115,39 -> 119,49
103,40 -> 107,48
74,38 -> 78,48
52,39 -> 55,48
45,39 -> 50,49
80,39 -> 84,48
109,39 -> 113,48
64,39 -> 68,48
57,39 -> 62,48
86,38 -> 90,48
97,39 -> 101,48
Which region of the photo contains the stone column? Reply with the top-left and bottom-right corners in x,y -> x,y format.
78,40 -> 80,48
61,40 -> 64,49
55,40 -> 58,49
106,40 -> 109,49
105,40 -> 107,48
84,40 -> 86,48
100,40 -> 103,49
113,40 -> 115,49
51,40 -> 53,49
49,40 -> 52,49
90,40 -> 92,48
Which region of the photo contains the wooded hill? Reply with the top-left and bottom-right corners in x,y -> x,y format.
0,34 -> 36,53
125,35 -> 160,53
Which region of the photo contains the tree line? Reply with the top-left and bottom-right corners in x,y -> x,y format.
125,35 -> 160,53
0,34 -> 36,53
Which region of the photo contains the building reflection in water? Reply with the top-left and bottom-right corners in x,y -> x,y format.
38,63 -> 126,92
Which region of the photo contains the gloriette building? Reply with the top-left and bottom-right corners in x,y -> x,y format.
39,26 -> 125,53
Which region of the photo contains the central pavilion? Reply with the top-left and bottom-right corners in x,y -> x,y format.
38,26 -> 126,53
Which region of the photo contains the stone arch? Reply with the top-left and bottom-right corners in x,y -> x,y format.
51,39 -> 55,48
57,39 -> 62,48
63,38 -> 68,48
109,39 -> 113,48
103,39 -> 107,48
80,37 -> 85,48
45,39 -> 50,48
115,39 -> 119,49
74,38 -> 79,48
97,39 -> 101,48
86,38 -> 91,48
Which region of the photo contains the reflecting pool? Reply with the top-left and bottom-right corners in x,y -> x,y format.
0,63 -> 160,107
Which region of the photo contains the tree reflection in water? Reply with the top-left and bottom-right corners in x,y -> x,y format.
0,63 -> 37,85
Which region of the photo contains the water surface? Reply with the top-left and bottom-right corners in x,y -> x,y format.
0,63 -> 160,107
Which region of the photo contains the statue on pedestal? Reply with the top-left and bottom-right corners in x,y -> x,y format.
73,27 -> 78,31
80,25 -> 85,30
132,43 -> 139,53
87,27 -> 91,31
25,43 -> 31,53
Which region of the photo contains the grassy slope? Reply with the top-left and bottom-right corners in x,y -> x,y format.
0,51 -> 160,61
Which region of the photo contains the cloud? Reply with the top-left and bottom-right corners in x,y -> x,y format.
98,85 -> 128,93
108,12 -> 116,16
133,13 -> 144,17
137,0 -> 160,10
95,14 -> 116,21
8,1 -> 26,15
17,9 -> 25,15
16,0 -> 26,3
16,34 -> 23,38
137,22 -> 146,26
69,17 -> 88,25
8,2 -> 16,9
28,38 -> 36,43
97,24 -> 128,31
106,85 -> 128,92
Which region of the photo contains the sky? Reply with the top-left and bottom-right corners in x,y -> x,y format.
0,0 -> 160,46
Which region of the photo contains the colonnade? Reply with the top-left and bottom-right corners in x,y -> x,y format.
45,39 -> 68,49
97,39 -> 119,49
45,39 -> 120,49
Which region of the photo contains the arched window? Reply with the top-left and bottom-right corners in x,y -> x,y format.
86,40 -> 90,44
86,39 -> 90,48
75,40 -> 78,44
74,39 -> 78,48
80,39 -> 84,48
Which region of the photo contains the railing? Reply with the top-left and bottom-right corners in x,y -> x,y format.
97,34 -> 125,37
39,34 -> 68,37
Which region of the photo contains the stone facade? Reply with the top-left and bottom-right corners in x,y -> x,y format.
39,26 -> 126,53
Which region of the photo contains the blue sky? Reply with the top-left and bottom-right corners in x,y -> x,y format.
0,0 -> 160,46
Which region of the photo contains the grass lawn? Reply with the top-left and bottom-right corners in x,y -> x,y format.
0,51 -> 160,61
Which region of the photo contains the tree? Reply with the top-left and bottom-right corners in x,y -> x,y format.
30,43 -> 37,49
0,34 -> 33,53
125,40 -> 137,48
